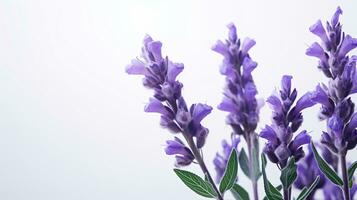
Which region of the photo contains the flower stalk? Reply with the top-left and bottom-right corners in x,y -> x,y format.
212,23 -> 262,200
340,152 -> 351,200
184,134 -> 224,200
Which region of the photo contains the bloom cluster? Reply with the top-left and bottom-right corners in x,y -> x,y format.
213,134 -> 240,182
126,35 -> 212,166
212,23 -> 262,136
260,76 -> 314,167
126,6 -> 357,200
307,7 -> 357,153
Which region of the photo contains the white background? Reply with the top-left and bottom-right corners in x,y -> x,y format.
1,0 -> 356,199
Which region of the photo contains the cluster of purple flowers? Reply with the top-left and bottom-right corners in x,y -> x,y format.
126,35 -> 212,166
212,23 -> 262,136
126,6 -> 357,200
307,7 -> 357,153
260,75 -> 314,167
211,24 -> 262,200
213,134 -> 240,182
212,23 -> 262,183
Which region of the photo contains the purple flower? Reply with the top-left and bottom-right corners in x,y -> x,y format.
260,76 -> 315,167
213,23 -> 263,136
323,173 -> 357,200
126,35 -> 213,166
307,7 -> 357,152
213,134 -> 240,183
294,144 -> 326,199
165,137 -> 195,167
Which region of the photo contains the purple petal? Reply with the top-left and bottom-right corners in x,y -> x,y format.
281,75 -> 293,95
241,37 -> 256,55
243,57 -> 257,77
144,98 -> 172,117
274,144 -> 291,161
263,143 -> 279,163
231,135 -> 240,149
311,84 -> 330,107
338,35 -> 357,58
295,92 -> 316,113
309,20 -> 329,44
147,41 -> 163,62
244,82 -> 257,100
192,103 -> 212,123
212,40 -> 229,56
196,127 -> 209,148
218,98 -> 238,112
143,34 -> 153,46
267,95 -> 283,112
290,130 -> 311,151
260,125 -> 278,143
175,155 -> 194,167
227,23 -> 237,42
160,115 -> 181,133
125,59 -> 148,75
165,139 -> 186,155
331,6 -> 343,27
306,42 -> 326,61
350,56 -> 357,94
220,63 -> 235,77
167,62 -> 184,82
346,112 -> 357,133
328,115 -> 344,137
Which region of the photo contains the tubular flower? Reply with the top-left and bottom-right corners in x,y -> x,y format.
213,134 -> 240,183
260,75 -> 315,167
212,23 -> 263,136
126,35 -> 212,166
307,7 -> 357,152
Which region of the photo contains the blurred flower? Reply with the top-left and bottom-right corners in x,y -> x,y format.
212,23 -> 263,136
213,134 -> 240,183
294,144 -> 326,199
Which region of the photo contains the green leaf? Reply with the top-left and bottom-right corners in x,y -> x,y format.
239,148 -> 250,178
296,176 -> 320,200
348,161 -> 357,188
261,154 -> 283,200
219,149 -> 238,193
174,169 -> 217,198
311,142 -> 343,186
280,157 -> 297,189
231,183 -> 250,200
263,185 -> 282,200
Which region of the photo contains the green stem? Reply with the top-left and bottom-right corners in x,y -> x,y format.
184,135 -> 224,200
340,152 -> 350,200
247,133 -> 259,200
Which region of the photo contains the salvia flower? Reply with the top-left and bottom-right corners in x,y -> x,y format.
260,75 -> 315,167
165,137 -> 195,166
212,23 -> 263,136
307,7 -> 357,152
213,134 -> 240,183
126,35 -> 212,166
